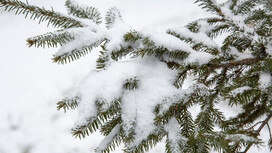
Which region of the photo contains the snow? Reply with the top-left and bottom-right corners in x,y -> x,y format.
141,30 -> 214,65
185,50 -> 214,65
229,47 -> 254,60
106,20 -> 132,52
121,58 -> 180,146
55,27 -> 105,57
96,124 -> 120,153
230,86 -> 252,96
164,117 -> 187,153
142,30 -> 193,52
169,27 -> 219,47
259,71 -> 272,89
220,1 -> 256,40
75,57 -> 182,146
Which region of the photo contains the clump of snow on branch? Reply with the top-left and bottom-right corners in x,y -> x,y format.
259,71 -> 272,89
96,124 -> 121,153
164,117 -> 187,153
230,86 -> 252,96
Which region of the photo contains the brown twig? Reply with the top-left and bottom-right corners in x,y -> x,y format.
243,113 -> 272,153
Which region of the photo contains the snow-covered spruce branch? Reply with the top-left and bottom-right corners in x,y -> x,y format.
0,0 -> 85,28
1,0 -> 272,152
65,0 -> 102,24
27,30 -> 75,48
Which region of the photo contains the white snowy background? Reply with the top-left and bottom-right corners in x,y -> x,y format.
0,0 -> 270,153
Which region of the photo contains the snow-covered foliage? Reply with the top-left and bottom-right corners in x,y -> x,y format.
1,0 -> 272,152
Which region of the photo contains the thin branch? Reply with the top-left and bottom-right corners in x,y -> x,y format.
267,123 -> 272,139
243,113 -> 272,153
246,121 -> 264,131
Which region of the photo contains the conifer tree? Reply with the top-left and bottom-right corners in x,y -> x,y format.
1,0 -> 272,152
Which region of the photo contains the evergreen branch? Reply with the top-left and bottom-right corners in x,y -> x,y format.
100,116 -> 121,136
228,0 -> 238,11
186,21 -> 201,33
53,46 -> 91,64
124,129 -> 166,153
226,88 -> 258,106
167,30 -> 220,55
187,133 -> 210,153
227,95 -> 267,128
53,39 -> 104,64
195,105 -> 215,132
164,61 -> 181,70
245,9 -> 271,24
165,138 -> 176,153
0,0 -> 84,28
124,31 -> 142,43
210,57 -> 261,69
123,77 -> 139,90
72,116 -> 102,139
264,0 -> 272,11
2,0 -> 271,152
221,33 -> 252,52
234,0 -> 261,15
177,109 -> 194,138
96,124 -> 122,153
57,96 -> 80,113
195,0 -> 223,17
242,113 -> 272,153
204,132 -> 261,152
105,7 -> 122,29
124,31 -> 190,60
205,132 -> 230,152
96,50 -> 110,70
207,24 -> 232,39
165,136 -> 186,153
206,17 -> 225,24
72,99 -> 121,139
27,30 -> 74,48
173,69 -> 188,89
111,46 -> 134,61
135,45 -> 189,60
65,0 -> 102,24
154,88 -> 197,131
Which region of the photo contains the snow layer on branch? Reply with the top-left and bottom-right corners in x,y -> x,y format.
55,27 -> 106,57
142,30 -> 193,51
230,86 -> 252,96
185,50 -> 214,65
142,30 -> 214,65
73,55 -> 183,145
106,21 -> 132,51
96,124 -> 120,153
169,27 -> 219,48
259,71 -> 272,89
121,57 -> 182,146
105,7 -> 123,29
266,40 -> 272,55
229,47 -> 254,60
74,60 -> 138,125
226,134 -> 258,144
221,3 -> 255,36
164,117 -> 187,153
